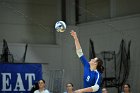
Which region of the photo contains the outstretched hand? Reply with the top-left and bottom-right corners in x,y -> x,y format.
70,30 -> 77,39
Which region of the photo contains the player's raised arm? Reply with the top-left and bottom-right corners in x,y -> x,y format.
70,30 -> 81,50
70,30 -> 83,58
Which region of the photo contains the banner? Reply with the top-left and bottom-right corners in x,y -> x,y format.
0,63 -> 42,93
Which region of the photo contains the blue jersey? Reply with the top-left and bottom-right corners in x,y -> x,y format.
80,55 -> 102,93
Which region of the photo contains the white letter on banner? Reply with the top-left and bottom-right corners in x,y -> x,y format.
13,73 -> 25,91
1,73 -> 12,91
25,73 -> 35,91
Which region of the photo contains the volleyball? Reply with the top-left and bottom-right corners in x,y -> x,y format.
55,21 -> 66,32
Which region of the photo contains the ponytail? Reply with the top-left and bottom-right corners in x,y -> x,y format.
97,58 -> 104,73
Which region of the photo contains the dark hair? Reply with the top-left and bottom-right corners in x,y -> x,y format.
123,83 -> 131,91
38,79 -> 45,84
96,58 -> 104,73
30,81 -> 39,93
124,83 -> 130,88
66,83 -> 74,87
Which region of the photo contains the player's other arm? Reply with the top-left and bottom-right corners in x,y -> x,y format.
74,84 -> 99,93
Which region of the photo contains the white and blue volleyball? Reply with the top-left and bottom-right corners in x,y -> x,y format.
55,21 -> 66,32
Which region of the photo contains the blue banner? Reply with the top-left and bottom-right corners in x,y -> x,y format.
0,63 -> 42,93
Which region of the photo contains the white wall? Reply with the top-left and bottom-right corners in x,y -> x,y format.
0,0 -> 59,44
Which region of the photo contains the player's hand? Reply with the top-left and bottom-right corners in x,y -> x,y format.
70,30 -> 77,39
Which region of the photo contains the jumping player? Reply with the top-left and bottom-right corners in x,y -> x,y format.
70,30 -> 104,93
